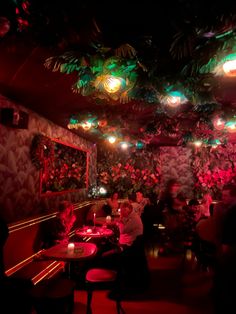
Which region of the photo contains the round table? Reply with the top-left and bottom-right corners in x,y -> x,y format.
42,242 -> 97,261
41,242 -> 97,277
75,226 -> 114,238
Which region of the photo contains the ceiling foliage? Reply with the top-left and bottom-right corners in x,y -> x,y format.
2,1 -> 236,148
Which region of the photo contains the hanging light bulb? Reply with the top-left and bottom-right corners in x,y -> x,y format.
194,140 -> 203,147
120,142 -> 129,150
223,59 -> 236,76
225,121 -> 236,132
166,95 -> 181,107
104,76 -> 122,93
214,54 -> 236,76
161,90 -> 187,107
107,136 -> 116,143
81,121 -> 92,130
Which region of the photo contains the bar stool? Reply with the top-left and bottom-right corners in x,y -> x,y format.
85,268 -> 125,314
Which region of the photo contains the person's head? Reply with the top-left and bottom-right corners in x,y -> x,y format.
166,179 -> 180,195
58,201 -> 74,218
202,193 -> 212,205
111,192 -> 119,200
136,191 -> 144,203
120,201 -> 133,218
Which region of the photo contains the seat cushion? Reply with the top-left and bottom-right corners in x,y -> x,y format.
86,268 -> 117,282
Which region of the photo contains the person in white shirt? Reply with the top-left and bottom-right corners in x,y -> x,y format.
117,201 -> 143,247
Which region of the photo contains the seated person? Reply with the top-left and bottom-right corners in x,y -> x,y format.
95,201 -> 143,254
117,201 -> 148,289
107,192 -> 120,215
135,191 -> 150,216
127,192 -> 140,214
187,199 -> 201,222
86,203 -> 112,225
117,201 -> 143,248
198,193 -> 213,218
40,200 -> 76,248
94,202 -> 148,289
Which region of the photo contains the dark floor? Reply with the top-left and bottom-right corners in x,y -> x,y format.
72,243 -> 214,314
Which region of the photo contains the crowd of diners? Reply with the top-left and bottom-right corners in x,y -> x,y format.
1,180 -> 236,313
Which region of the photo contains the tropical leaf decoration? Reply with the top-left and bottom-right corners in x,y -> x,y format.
114,43 -> 137,58
44,45 -> 141,103
170,22 -> 199,60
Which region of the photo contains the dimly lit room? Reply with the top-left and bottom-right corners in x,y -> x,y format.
1,1 -> 236,313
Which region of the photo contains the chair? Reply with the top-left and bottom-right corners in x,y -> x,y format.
85,268 -> 125,314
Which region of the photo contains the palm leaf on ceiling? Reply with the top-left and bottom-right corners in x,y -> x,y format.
170,23 -> 198,60
44,51 -> 84,72
114,44 -> 137,58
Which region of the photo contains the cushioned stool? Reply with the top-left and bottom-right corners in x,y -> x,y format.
85,268 -> 125,314
31,277 -> 75,314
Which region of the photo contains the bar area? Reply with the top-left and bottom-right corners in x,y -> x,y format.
1,1 -> 236,313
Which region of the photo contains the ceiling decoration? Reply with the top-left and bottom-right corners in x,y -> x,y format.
44,49 -> 140,103
2,1 -> 236,147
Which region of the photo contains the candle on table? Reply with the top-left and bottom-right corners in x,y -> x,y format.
106,215 -> 112,224
67,242 -> 75,254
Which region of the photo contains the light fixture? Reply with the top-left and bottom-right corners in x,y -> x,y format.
222,59 -> 236,77
120,142 -> 129,150
136,141 -> 144,149
81,121 -> 92,130
225,121 -> 236,132
166,95 -> 181,107
161,90 -> 187,107
194,140 -> 203,147
213,53 -> 236,76
107,136 -> 116,143
104,76 -> 122,93
99,187 -> 107,195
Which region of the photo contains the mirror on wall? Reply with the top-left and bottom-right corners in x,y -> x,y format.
40,139 -> 88,195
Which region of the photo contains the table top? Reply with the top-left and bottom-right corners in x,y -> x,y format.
95,216 -> 119,226
76,226 -> 114,238
41,242 -> 97,261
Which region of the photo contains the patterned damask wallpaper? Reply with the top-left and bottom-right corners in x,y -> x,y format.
160,146 -> 194,198
0,95 -> 97,223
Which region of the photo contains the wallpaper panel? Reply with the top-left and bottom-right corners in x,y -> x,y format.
0,95 -> 96,223
160,146 -> 194,198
